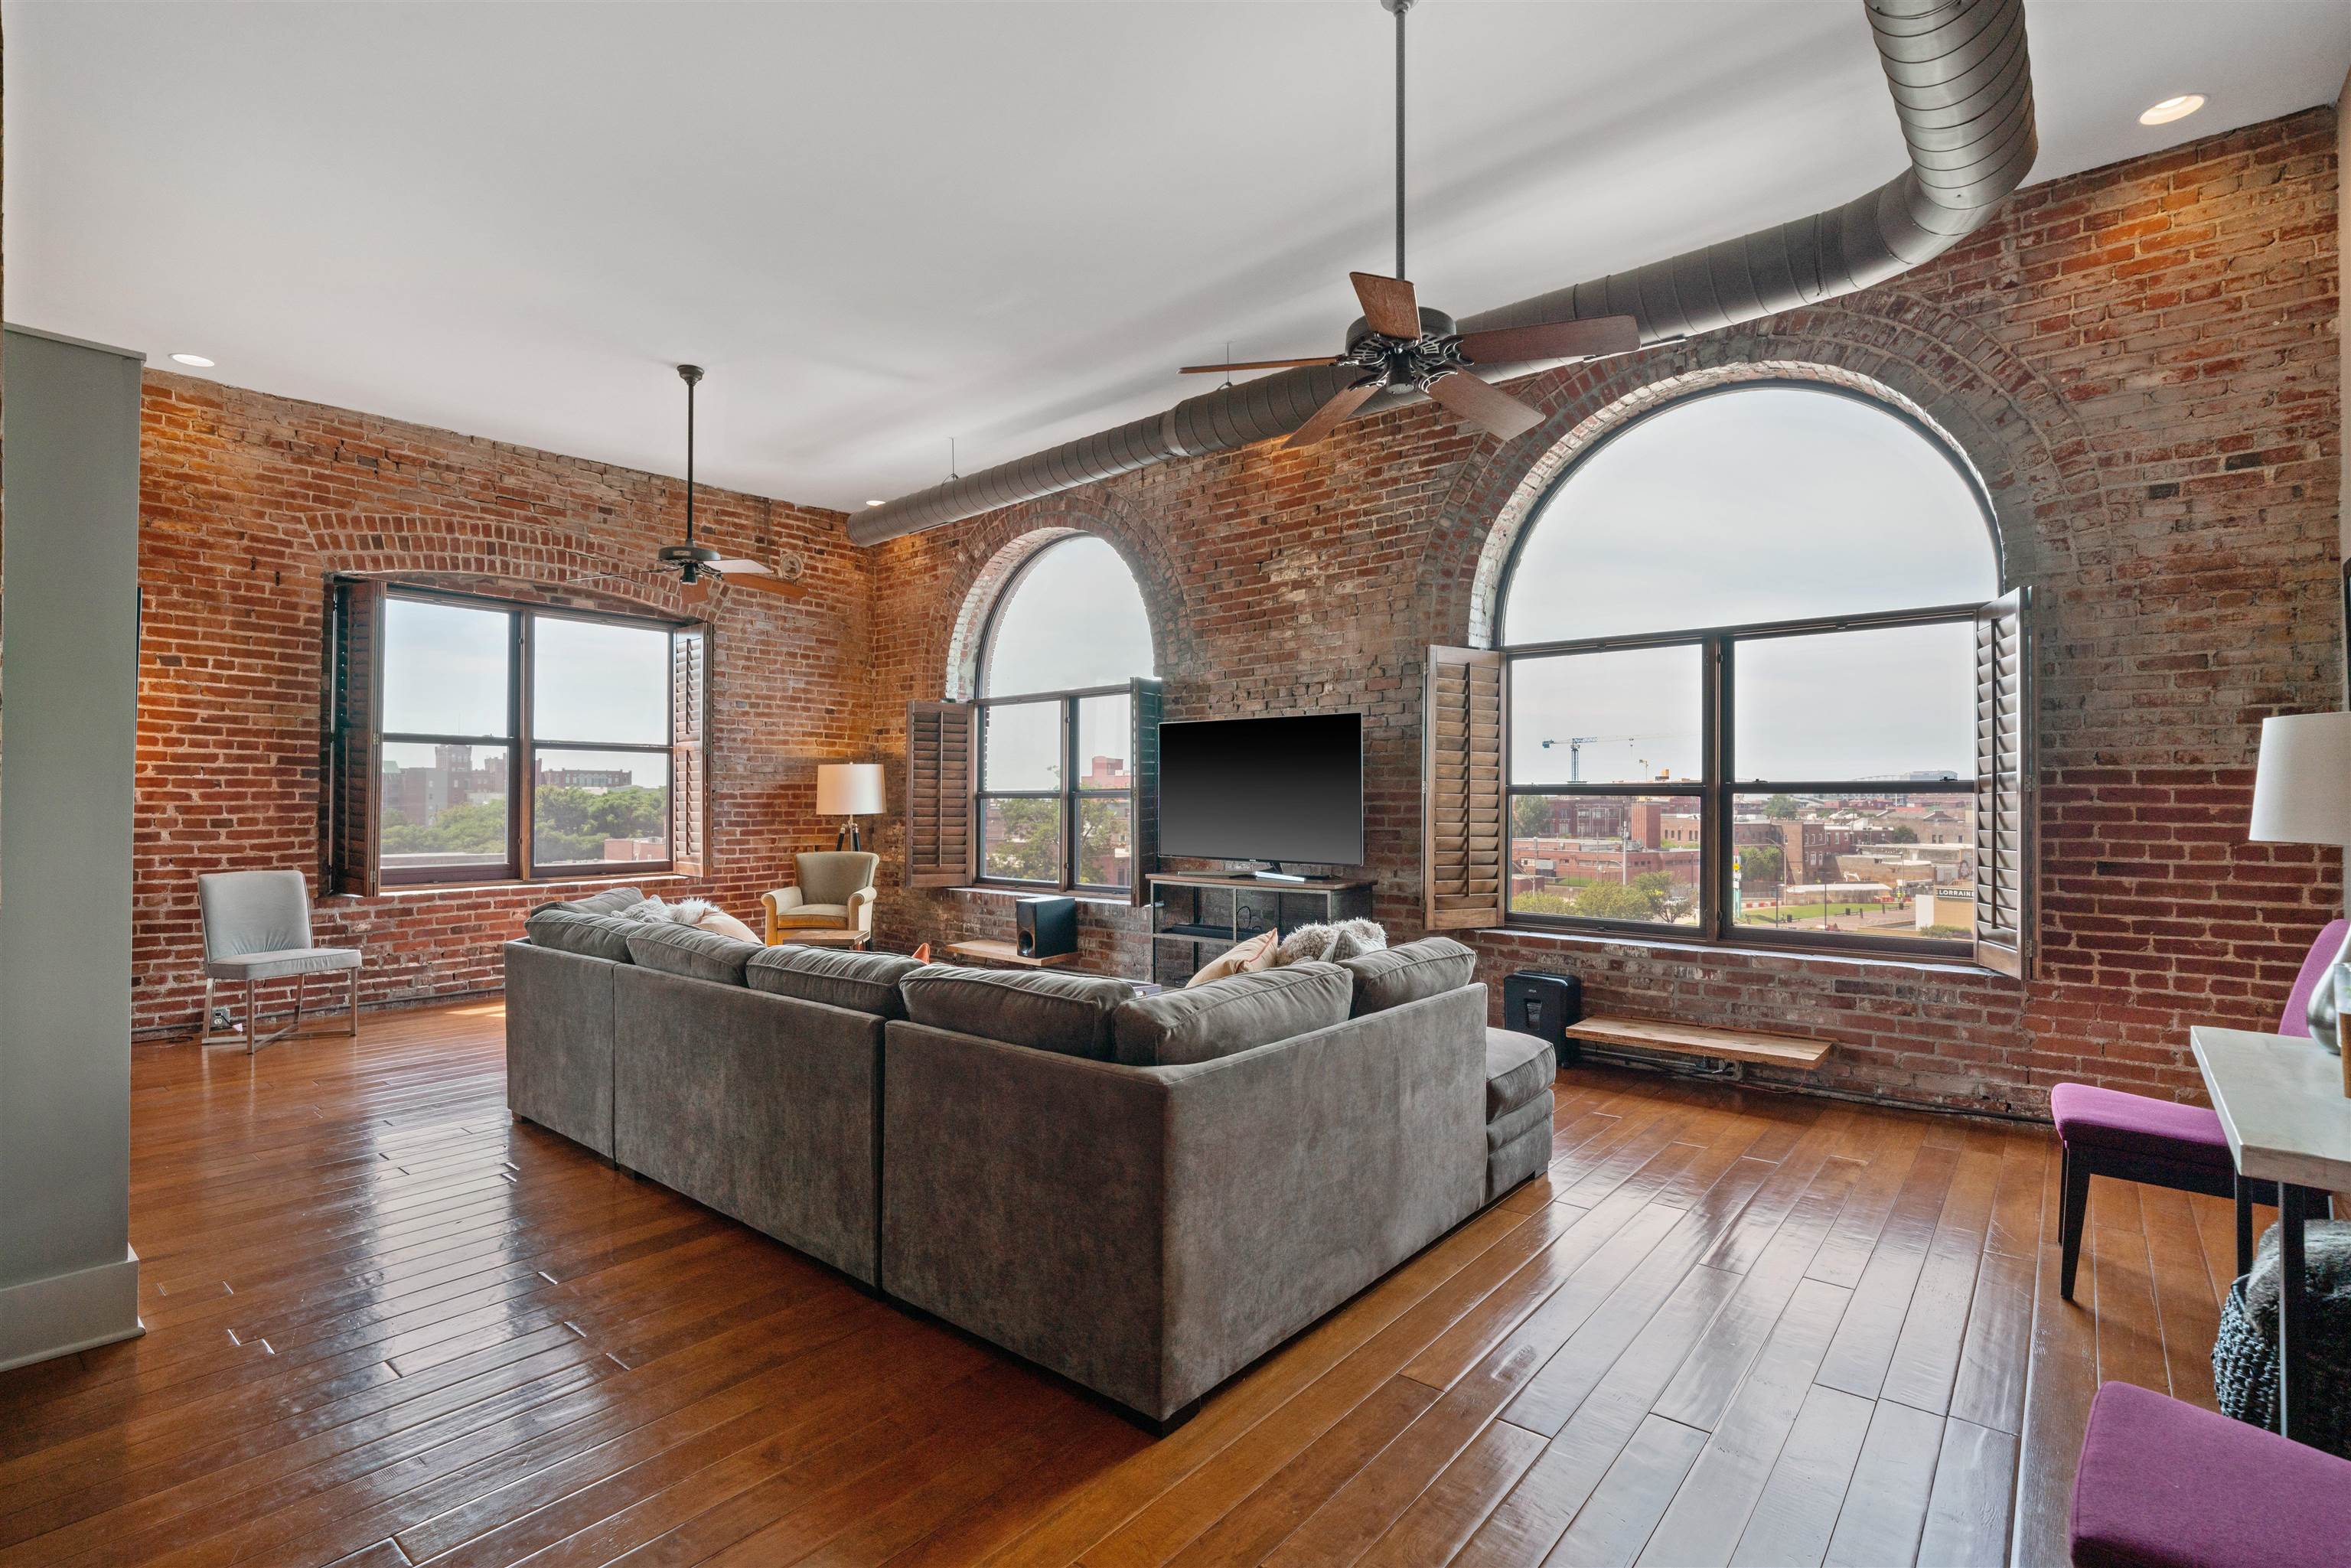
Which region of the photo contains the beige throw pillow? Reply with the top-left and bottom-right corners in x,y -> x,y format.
1186,929 -> 1278,988
696,907 -> 761,943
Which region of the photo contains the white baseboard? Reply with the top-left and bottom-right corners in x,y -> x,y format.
0,1247 -> 143,1372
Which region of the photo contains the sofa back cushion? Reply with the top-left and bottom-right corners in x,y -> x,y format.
623,921 -> 761,986
898,965 -> 1133,1061
746,944 -> 923,1018
1341,937 -> 1477,1017
530,885 -> 645,918
1113,961 -> 1354,1068
522,906 -> 639,963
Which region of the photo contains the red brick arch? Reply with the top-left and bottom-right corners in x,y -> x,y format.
1414,292 -> 2111,652
934,497 -> 1176,702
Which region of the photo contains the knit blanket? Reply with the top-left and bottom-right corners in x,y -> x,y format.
2213,1218 -> 2351,1456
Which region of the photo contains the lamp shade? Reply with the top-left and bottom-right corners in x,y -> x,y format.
816,762 -> 885,817
2249,712 -> 2351,846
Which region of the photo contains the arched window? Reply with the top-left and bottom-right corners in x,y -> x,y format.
1489,383 -> 2022,963
971,535 -> 1158,892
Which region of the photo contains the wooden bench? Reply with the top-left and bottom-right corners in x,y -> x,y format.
1563,1014 -> 1834,1074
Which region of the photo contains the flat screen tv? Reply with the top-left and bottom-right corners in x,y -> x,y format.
1157,712 -> 1365,871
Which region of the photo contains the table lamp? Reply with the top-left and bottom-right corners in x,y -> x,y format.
816,762 -> 885,852
2249,712 -> 2351,1052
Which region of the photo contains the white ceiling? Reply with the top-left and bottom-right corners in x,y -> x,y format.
8,2 -> 2347,516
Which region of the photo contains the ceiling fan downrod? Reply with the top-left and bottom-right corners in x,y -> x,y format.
1384,0 -> 1411,282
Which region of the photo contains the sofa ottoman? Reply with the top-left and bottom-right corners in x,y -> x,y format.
1485,1025 -> 1555,1201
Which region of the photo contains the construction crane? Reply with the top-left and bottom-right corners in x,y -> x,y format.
1537,733 -> 1663,784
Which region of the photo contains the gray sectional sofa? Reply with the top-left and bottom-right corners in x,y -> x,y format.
504,888 -> 1555,1430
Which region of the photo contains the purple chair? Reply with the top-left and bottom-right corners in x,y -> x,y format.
2070,1381 -> 2351,1567
2055,919 -> 2347,1302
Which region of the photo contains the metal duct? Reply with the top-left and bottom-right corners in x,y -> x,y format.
850,0 -> 2034,546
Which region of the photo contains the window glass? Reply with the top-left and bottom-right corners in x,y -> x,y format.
1078,795 -> 1133,888
980,535 -> 1155,697
982,797 -> 1063,883
1729,791 -> 1975,942
379,741 -> 510,875
983,701 -> 1061,791
1075,696 -> 1133,791
382,598 -> 510,737
1499,386 -> 1997,644
1507,794 -> 1702,925
533,616 -> 670,745
1733,623 -> 1974,783
531,748 -> 670,868
1510,646 -> 1703,787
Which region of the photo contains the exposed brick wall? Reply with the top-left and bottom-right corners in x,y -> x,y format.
128,376 -> 863,1035
866,107 -> 2344,1116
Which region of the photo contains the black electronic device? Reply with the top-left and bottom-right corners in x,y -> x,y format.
1502,970 -> 1583,1065
1016,895 -> 1078,959
1156,712 -> 1365,873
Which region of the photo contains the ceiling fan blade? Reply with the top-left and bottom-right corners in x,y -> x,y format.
680,578 -> 715,606
1349,272 -> 1421,340
1426,372 -> 1546,443
1283,380 -> 1381,450
1178,356 -> 1340,375
708,558 -> 772,576
1453,315 -> 1642,366
718,569 -> 807,601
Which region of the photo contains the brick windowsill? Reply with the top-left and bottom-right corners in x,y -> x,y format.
1477,922 -> 2015,982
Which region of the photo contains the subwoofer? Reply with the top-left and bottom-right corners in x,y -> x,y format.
1502,970 -> 1583,1066
1016,895 -> 1078,959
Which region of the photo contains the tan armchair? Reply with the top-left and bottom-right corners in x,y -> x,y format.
761,851 -> 880,945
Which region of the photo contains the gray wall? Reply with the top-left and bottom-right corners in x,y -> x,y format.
0,326 -> 145,1368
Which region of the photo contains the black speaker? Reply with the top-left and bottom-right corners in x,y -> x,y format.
1502,970 -> 1583,1065
1015,896 -> 1078,959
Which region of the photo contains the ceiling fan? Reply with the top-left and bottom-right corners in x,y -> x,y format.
1180,0 -> 1642,450
638,363 -> 806,604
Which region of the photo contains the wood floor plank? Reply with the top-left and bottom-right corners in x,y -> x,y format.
0,1014 -> 2108,1568
1820,1397 -> 1943,1568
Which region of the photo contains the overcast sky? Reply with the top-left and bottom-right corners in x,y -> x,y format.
1502,386 -> 1997,784
381,598 -> 670,751
982,535 -> 1157,698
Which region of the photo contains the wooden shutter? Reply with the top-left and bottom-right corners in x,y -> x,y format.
1424,647 -> 1507,931
326,578 -> 385,896
1973,588 -> 2033,977
670,625 -> 709,877
1129,678 -> 1163,908
905,701 -> 977,888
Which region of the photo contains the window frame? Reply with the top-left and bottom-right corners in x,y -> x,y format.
353,583 -> 705,889
1493,379 -> 2004,962
973,682 -> 1137,897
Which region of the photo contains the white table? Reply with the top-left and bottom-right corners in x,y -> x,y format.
2190,1025 -> 2351,1441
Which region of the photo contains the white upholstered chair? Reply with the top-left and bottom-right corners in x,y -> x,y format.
197,869 -> 362,1052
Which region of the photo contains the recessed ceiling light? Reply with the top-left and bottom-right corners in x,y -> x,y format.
169,353 -> 215,367
866,499 -> 885,507
2140,94 -> 2205,126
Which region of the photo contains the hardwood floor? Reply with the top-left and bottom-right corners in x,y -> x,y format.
0,1002 -> 2252,1566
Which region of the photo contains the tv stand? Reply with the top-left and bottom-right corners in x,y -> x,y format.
1144,872 -> 1375,987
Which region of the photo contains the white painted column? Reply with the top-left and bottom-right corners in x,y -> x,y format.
0,325 -> 146,1371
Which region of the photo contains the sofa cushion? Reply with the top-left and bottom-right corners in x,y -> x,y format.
2050,1081 -> 2232,1169
1486,1091 -> 1553,1153
522,906 -> 638,963
1113,962 -> 1354,1068
747,944 -> 923,1018
529,885 -> 645,918
1341,937 -> 1477,1017
2070,1381 -> 2351,1568
899,965 -> 1134,1061
622,921 -> 761,986
1485,1028 -> 1557,1119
